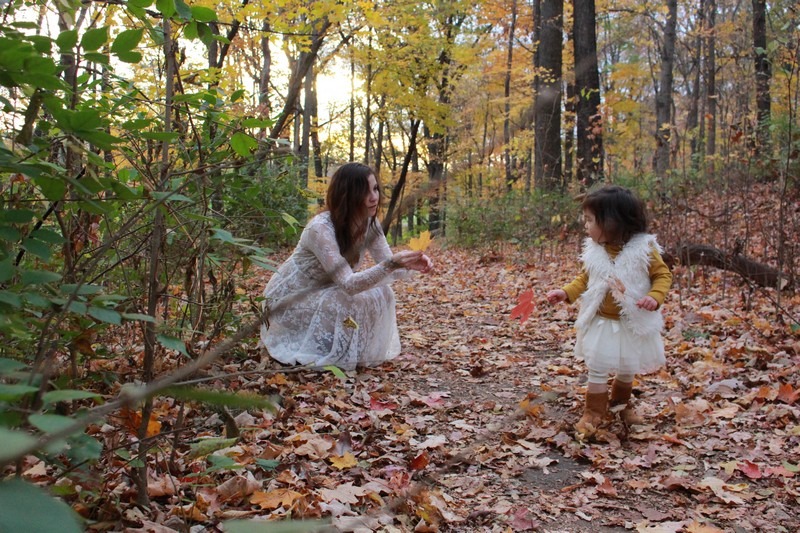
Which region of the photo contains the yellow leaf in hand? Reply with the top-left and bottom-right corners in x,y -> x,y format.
408,230 -> 432,252
329,452 -> 358,470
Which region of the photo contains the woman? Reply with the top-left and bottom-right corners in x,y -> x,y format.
260,162 -> 433,370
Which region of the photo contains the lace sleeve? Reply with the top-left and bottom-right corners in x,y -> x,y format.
365,222 -> 415,281
304,220 -> 392,295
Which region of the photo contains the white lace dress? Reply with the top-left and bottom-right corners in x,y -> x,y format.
260,212 -> 408,370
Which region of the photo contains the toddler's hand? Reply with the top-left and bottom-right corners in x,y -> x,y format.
546,289 -> 567,305
636,295 -> 658,311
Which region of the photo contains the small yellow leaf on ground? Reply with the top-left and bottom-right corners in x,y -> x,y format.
409,230 -> 432,252
329,452 -> 358,469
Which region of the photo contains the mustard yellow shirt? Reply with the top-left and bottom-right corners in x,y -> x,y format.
562,244 -> 672,320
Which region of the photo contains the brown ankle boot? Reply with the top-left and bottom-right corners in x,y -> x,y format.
575,391 -> 608,437
610,380 -> 643,425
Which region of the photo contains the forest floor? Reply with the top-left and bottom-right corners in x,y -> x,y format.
22,186 -> 800,533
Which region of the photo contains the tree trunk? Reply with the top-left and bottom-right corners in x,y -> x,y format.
654,0 -> 677,178
534,0 -> 563,191
564,79 -> 575,185
504,0 -> 517,190
349,52 -> 355,162
268,18 -> 331,142
667,243 -> 791,290
752,0 -> 771,157
365,36 -> 373,165
383,119 -> 421,235
258,20 -> 272,122
686,2 -> 703,170
573,0 -> 604,188
704,0 -> 716,162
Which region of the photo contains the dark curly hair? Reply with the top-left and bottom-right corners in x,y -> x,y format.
326,162 -> 381,263
581,185 -> 648,245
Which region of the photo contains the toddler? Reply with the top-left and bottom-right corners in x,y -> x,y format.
546,185 -> 672,437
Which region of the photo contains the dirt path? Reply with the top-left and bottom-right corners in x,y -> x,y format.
344,246 -> 800,532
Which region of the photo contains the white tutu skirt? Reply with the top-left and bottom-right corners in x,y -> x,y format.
575,315 -> 665,376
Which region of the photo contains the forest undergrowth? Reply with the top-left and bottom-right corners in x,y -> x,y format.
13,183 -> 800,533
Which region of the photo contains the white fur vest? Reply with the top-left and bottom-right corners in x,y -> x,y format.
574,233 -> 664,337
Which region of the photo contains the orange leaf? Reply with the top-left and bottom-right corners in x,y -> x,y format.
510,288 -> 535,324
408,231 -> 432,252
250,489 -> 302,510
120,407 -> 162,437
777,382 -> 800,405
410,451 -> 429,471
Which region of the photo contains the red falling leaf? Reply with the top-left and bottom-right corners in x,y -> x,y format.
510,288 -> 536,324
776,382 -> 800,405
738,460 -> 763,479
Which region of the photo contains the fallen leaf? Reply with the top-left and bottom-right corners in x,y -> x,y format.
250,488 -> 303,510
329,452 -> 358,470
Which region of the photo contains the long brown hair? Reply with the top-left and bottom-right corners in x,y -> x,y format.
326,162 -> 381,263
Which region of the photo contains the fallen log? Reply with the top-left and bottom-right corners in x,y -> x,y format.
664,243 -> 792,290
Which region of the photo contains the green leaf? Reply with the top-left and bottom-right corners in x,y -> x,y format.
254,458 -> 280,471
157,334 -> 188,355
0,383 -> 38,401
190,6 -> 217,22
31,228 -> 64,244
22,238 -> 52,262
0,429 -> 36,463
242,118 -> 273,128
115,50 -> 142,64
0,226 -> 22,241
156,0 -> 176,19
56,30 -> 78,52
28,414 -> 76,434
88,306 -> 122,325
0,358 -> 26,375
60,283 -> 104,296
33,175 -> 67,201
21,270 -> 61,286
163,386 -> 276,412
80,27 -> 109,52
151,191 -> 193,203
174,0 -> 192,19
0,258 -> 15,283
0,290 -> 22,308
41,390 -> 101,405
187,437 -> 238,459
121,312 -> 156,323
111,28 -> 144,54
140,131 -> 180,141
0,479 -> 83,533
230,132 -> 258,157
323,365 -> 347,380
0,209 -> 35,223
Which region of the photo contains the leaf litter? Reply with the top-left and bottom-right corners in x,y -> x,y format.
18,185 -> 800,532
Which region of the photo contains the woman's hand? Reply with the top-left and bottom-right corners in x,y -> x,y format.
546,289 -> 567,304
389,251 -> 433,273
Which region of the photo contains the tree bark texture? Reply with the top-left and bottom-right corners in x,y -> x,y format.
654,0 -> 677,177
534,0 -> 563,191
752,0 -> 771,156
704,0 -> 717,160
573,0 -> 604,187
503,0 -> 517,189
667,243 -> 791,290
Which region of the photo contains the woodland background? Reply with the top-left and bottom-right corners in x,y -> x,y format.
0,0 -> 798,531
